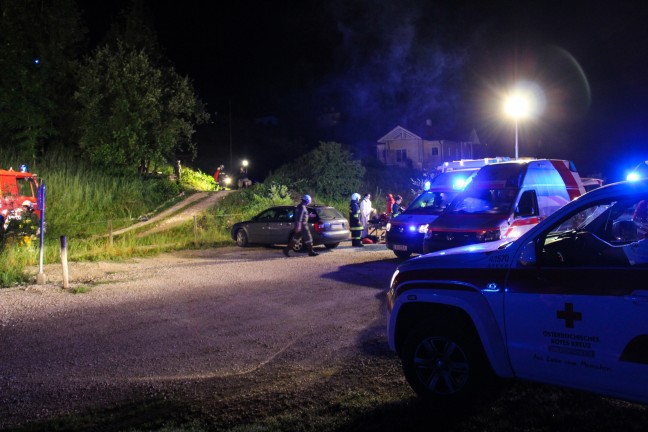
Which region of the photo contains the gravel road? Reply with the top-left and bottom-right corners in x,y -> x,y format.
0,243 -> 403,428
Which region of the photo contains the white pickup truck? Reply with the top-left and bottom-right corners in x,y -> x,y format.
387,179 -> 648,405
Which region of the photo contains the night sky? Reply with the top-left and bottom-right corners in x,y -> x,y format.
78,0 -> 648,181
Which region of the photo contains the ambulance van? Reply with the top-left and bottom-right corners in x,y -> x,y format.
422,159 -> 586,253
385,157 -> 509,258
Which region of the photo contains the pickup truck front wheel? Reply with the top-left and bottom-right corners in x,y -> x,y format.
401,321 -> 491,405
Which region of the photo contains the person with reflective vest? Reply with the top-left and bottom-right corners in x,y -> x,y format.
391,195 -> 405,219
283,194 -> 319,257
349,193 -> 363,247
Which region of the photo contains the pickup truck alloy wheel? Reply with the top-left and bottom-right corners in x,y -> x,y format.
402,323 -> 487,403
236,230 -> 248,247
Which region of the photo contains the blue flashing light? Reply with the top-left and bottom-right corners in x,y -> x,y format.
423,180 -> 431,191
627,172 -> 641,182
453,178 -> 466,190
408,225 -> 416,232
19,164 -> 28,173
34,58 -> 40,65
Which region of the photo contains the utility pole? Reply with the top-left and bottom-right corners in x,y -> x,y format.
229,100 -> 233,169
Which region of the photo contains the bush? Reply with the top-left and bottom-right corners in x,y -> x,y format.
267,142 -> 364,200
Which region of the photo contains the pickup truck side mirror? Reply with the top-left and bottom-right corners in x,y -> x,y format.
518,240 -> 537,266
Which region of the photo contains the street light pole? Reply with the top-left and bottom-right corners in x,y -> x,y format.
515,118 -> 519,160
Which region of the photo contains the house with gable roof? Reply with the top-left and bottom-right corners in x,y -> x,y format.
376,125 -> 485,171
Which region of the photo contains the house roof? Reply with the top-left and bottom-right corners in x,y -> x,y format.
377,125 -> 481,144
377,125 -> 421,143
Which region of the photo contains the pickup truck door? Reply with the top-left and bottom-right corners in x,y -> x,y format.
504,196 -> 648,403
504,244 -> 648,404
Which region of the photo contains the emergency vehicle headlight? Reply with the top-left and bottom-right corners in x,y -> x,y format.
224,177 -> 232,185
477,229 -> 501,242
627,172 -> 641,182
453,178 -> 466,190
418,224 -> 429,234
385,222 -> 392,231
423,180 -> 431,191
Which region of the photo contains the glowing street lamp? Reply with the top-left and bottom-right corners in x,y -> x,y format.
503,91 -> 531,160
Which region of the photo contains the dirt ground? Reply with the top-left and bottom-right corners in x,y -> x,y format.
0,243 -> 409,429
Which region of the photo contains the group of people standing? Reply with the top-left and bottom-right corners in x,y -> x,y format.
282,192 -> 407,256
348,192 -> 403,247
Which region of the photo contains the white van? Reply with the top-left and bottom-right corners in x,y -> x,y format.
422,159 -> 586,253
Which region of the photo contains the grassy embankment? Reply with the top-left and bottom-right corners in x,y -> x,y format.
0,155 -> 296,287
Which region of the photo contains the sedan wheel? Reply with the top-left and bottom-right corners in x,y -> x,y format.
290,235 -> 304,252
236,230 -> 248,247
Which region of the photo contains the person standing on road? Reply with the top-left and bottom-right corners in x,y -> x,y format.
360,193 -> 374,239
386,193 -> 395,219
213,164 -> 224,190
391,195 -> 405,219
349,193 -> 363,247
284,194 -> 319,257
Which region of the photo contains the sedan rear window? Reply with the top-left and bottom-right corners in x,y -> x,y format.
313,207 -> 344,220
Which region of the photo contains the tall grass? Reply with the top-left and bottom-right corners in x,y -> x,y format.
0,167 -> 296,286
1,147 -> 349,287
1,150 -> 217,285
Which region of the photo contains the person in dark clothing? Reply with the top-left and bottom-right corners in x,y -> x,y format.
349,193 -> 364,247
391,195 -> 405,219
284,194 -> 319,257
174,160 -> 182,183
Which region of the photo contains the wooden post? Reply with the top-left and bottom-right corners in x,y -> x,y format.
60,235 -> 69,289
109,220 -> 113,247
193,215 -> 198,246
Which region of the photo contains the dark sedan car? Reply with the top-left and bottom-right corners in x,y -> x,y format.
231,205 -> 350,252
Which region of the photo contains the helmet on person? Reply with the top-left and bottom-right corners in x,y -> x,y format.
22,200 -> 33,208
351,193 -> 361,201
302,194 -> 312,204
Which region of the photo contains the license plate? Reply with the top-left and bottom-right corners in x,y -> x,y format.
393,244 -> 407,251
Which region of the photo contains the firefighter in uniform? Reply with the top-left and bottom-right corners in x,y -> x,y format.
391,195 -> 405,219
349,193 -> 364,247
283,194 -> 319,257
6,201 -> 39,246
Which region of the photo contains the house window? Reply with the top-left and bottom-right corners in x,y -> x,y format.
432,148 -> 439,156
396,149 -> 407,162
